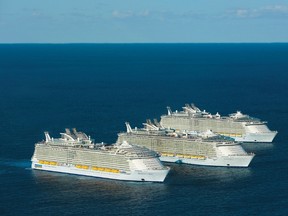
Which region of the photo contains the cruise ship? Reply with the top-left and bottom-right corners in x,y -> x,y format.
117,122 -> 255,167
31,128 -> 170,182
160,104 -> 277,143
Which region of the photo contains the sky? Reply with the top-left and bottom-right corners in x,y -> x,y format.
0,0 -> 288,43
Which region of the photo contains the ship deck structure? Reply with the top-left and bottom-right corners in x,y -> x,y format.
160,104 -> 277,143
31,128 -> 170,182
117,121 -> 255,167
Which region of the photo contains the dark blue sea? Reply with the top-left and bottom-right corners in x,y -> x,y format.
0,44 -> 288,216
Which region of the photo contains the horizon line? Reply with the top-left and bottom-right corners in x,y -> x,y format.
1,42 -> 288,45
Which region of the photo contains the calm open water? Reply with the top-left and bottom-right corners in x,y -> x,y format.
0,44 -> 288,216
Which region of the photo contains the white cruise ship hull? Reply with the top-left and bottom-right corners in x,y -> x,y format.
233,132 -> 278,143
160,154 -> 254,167
161,108 -> 278,143
31,161 -> 169,182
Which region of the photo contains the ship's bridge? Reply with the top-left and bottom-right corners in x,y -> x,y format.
115,141 -> 158,159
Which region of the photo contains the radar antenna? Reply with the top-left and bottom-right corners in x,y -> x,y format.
153,119 -> 163,129
191,103 -> 201,112
65,128 -> 72,135
143,119 -> 159,130
167,106 -> 172,116
125,122 -> 133,133
44,131 -> 51,143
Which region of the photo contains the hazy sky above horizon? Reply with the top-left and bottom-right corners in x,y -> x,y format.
1,0 -> 288,43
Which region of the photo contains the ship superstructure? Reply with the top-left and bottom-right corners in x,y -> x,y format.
160,104 -> 277,142
31,128 -> 169,182
117,122 -> 255,167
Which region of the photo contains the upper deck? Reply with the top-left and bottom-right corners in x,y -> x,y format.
162,104 -> 264,124
36,128 -> 158,159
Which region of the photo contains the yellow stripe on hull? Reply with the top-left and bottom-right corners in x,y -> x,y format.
218,132 -> 243,137
38,160 -> 57,165
160,153 -> 206,160
92,166 -> 120,173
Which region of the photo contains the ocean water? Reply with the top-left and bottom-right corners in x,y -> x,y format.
0,43 -> 288,216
